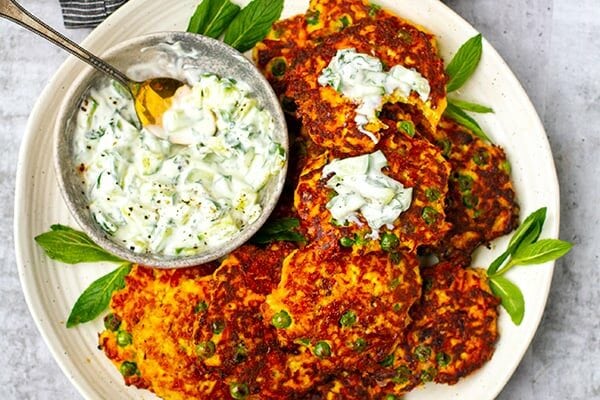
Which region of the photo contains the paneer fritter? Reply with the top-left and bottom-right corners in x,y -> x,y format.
263,244 -> 421,373
294,125 -> 451,253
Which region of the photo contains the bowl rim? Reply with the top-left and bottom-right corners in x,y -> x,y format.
53,31 -> 289,268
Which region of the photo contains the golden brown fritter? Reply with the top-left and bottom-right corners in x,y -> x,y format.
294,125 -> 451,253
285,15 -> 446,155
263,244 -> 421,374
99,265 -> 223,400
407,260 -> 500,384
431,118 -> 519,258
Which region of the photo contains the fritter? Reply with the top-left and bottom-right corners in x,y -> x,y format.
285,14 -> 446,155
99,265 -> 223,399
432,117 -> 519,258
367,259 -> 499,393
294,124 -> 451,253
263,243 -> 421,374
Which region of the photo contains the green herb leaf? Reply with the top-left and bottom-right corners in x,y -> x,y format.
66,263 -> 131,328
187,0 -> 241,38
35,225 -> 124,264
446,34 -> 483,92
488,275 -> 525,325
510,239 -> 573,266
223,0 -> 284,52
444,102 -> 491,142
487,208 -> 547,275
448,98 -> 493,113
508,208 -> 547,250
251,217 -> 306,244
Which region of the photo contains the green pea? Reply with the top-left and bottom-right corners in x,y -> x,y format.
272,310 -> 292,329
368,3 -> 381,17
462,193 -> 479,209
194,301 -> 208,314
397,120 -> 415,137
352,338 -> 367,352
271,58 -> 287,77
420,367 -> 436,383
379,353 -> 395,367
436,352 -> 451,367
500,160 -> 512,174
103,313 -> 121,331
340,236 -> 355,247
389,277 -> 400,290
414,345 -> 432,362
212,320 -> 225,334
233,342 -> 248,363
339,310 -> 357,327
196,340 -> 216,359
438,139 -> 451,157
425,188 -> 440,202
380,232 -> 399,252
313,341 -> 331,358
456,174 -> 474,192
306,9 -> 320,25
119,361 -> 138,377
421,207 -> 438,225
116,331 -> 132,347
391,365 -> 411,384
295,338 -> 311,346
339,15 -> 350,28
473,150 -> 489,166
384,395 -> 399,400
397,29 -> 413,43
229,382 -> 250,399
392,303 -> 402,313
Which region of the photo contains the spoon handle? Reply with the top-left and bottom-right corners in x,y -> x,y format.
0,0 -> 130,87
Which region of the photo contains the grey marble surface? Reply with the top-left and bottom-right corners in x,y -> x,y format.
0,0 -> 598,399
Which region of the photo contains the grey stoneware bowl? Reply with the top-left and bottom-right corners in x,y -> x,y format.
54,32 -> 288,268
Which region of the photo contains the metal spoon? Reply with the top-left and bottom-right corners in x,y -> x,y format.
0,0 -> 184,127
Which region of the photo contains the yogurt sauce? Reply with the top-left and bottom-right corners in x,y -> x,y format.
73,71 -> 285,256
318,48 -> 431,142
323,150 -> 412,239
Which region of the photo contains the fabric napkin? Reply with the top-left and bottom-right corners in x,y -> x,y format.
59,0 -> 128,28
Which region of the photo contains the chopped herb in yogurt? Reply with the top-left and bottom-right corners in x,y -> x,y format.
73,74 -> 285,256
323,150 -> 412,238
318,48 -> 430,142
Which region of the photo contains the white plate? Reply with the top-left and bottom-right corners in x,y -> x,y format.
14,0 -> 560,399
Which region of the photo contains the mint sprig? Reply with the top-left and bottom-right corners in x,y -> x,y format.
251,217 -> 306,245
187,0 -> 241,38
445,34 -> 483,92
223,0 -> 284,52
35,224 -> 123,264
486,208 -> 573,325
66,263 -> 131,328
444,34 -> 494,142
35,225 -> 130,328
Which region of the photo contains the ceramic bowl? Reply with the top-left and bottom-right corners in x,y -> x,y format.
54,32 -> 288,268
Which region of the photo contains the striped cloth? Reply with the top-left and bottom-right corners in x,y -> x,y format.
59,0 -> 128,28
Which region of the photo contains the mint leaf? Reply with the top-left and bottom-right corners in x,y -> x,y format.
489,275 -> 525,325
446,34 -> 483,92
488,208 -> 547,275
66,263 -> 131,328
510,239 -> 573,266
35,225 -> 124,264
223,0 -> 284,52
444,102 -> 491,142
187,0 -> 241,38
252,217 -> 305,244
448,98 -> 493,113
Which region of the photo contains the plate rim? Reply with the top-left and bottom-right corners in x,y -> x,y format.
14,0 -> 560,399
